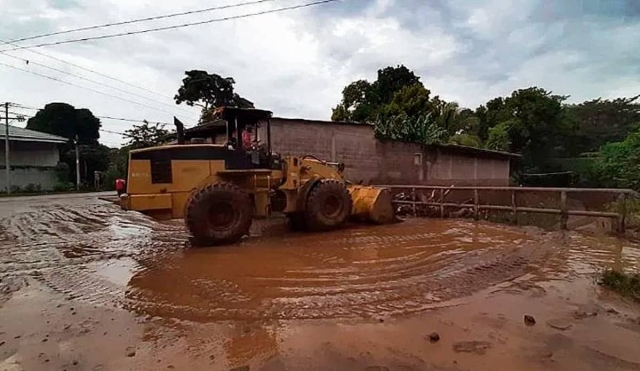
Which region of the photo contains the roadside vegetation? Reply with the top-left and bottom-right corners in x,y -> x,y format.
599,269 -> 640,302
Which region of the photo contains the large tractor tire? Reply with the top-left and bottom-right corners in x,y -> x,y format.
305,179 -> 352,231
184,182 -> 253,246
286,212 -> 307,232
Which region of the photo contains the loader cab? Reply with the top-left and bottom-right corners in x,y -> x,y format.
179,107 -> 276,170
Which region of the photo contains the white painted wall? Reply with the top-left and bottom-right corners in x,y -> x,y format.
0,141 -> 61,191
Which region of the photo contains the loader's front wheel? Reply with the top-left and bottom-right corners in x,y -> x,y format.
185,182 -> 253,246
305,179 -> 352,231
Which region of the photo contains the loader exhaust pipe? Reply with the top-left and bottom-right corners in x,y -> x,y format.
174,117 -> 185,145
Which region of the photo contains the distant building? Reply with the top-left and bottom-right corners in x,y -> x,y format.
0,124 -> 67,191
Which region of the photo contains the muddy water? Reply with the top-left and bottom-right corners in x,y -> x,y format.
2,197 -> 640,370
125,220 -> 552,321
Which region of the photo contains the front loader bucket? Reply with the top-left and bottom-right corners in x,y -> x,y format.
348,185 -> 397,224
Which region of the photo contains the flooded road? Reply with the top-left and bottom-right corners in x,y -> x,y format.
0,194 -> 639,370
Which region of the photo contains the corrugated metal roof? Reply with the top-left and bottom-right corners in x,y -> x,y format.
0,124 -> 68,144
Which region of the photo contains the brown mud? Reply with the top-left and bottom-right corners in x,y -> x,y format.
0,195 -> 639,370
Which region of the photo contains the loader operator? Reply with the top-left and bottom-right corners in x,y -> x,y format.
242,125 -> 253,150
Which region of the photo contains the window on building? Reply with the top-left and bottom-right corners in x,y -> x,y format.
414,153 -> 422,166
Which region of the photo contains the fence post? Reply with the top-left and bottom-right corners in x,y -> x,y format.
440,188 -> 444,218
560,191 -> 568,230
617,193 -> 627,235
412,187 -> 417,217
511,190 -> 517,225
474,188 -> 479,221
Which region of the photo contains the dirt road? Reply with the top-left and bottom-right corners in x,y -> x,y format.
1,194 -> 639,370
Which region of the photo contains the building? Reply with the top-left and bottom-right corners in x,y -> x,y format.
0,124 -> 67,191
180,113 -> 520,186
263,117 -> 520,186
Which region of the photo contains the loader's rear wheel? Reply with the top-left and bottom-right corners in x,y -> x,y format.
184,182 -> 253,246
287,212 -> 307,231
305,179 -> 352,231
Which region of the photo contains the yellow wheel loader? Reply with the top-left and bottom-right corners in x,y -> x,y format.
120,107 -> 395,245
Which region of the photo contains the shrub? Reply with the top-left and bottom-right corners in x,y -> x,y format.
599,269 -> 640,302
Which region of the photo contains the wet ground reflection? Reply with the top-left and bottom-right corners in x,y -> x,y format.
124,219 -> 554,321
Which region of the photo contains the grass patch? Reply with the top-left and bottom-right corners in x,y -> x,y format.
599,269 -> 640,302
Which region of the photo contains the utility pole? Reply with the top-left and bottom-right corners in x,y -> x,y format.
4,102 -> 9,195
75,135 -> 80,191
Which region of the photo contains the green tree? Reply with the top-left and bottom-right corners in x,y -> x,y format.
124,122 -> 171,149
380,83 -> 431,119
449,133 -> 482,147
594,128 -> 640,190
175,70 -> 253,122
375,113 -> 448,145
479,87 -> 567,171
562,95 -> 640,157
372,65 -> 421,105
485,121 -> 512,151
331,65 -> 421,123
26,102 -> 101,144
27,103 -> 104,185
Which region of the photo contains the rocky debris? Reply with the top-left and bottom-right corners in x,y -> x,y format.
126,347 -> 136,357
524,315 -> 536,326
573,310 -> 598,319
428,332 -> 440,343
606,308 -> 619,315
41,338 -> 48,343
573,304 -> 602,319
452,341 -> 492,355
547,319 -> 572,331
0,341 -> 5,347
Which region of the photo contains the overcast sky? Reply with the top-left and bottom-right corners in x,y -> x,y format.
1,0 -> 638,146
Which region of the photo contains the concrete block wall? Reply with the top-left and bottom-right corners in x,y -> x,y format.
262,118 -> 513,186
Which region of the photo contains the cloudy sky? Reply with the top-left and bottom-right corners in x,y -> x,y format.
1,0 -> 638,146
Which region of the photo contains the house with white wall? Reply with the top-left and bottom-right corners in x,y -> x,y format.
0,124 -> 67,191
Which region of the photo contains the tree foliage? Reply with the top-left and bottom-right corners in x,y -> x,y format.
562,95 -> 640,157
375,113 -> 448,145
124,122 -> 171,149
594,128 -> 640,190
26,102 -> 101,144
331,65 -> 421,122
175,70 -> 254,122
474,87 -> 567,171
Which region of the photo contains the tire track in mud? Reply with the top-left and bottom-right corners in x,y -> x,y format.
1,200 -> 554,320
0,202 -> 188,305
123,220 -> 554,321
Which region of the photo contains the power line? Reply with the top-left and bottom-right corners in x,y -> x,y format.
0,60 -> 192,119
96,115 -> 171,125
6,0 -> 282,44
100,128 -> 127,136
0,39 -> 178,101
0,0 -> 341,52
8,104 -> 175,125
0,52 -> 197,117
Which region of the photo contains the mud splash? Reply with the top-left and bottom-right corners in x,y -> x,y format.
124,219 -> 554,321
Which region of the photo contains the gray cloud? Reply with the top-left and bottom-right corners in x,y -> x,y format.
1,0 -> 638,145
